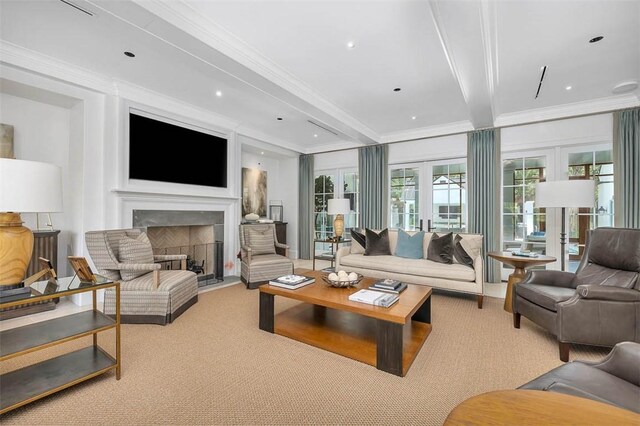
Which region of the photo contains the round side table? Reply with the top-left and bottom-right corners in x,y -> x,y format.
487,251 -> 556,313
445,390 -> 640,425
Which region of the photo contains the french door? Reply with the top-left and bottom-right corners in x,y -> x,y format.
389,159 -> 467,233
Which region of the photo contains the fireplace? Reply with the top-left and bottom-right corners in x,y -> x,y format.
132,210 -> 224,284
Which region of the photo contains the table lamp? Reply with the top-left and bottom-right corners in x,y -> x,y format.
0,158 -> 62,287
535,180 -> 595,271
327,198 -> 350,241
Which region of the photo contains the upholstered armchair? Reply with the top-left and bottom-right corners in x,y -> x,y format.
513,227 -> 640,361
239,223 -> 293,289
519,341 -> 640,413
85,228 -> 198,325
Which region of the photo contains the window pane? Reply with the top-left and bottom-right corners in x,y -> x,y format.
390,167 -> 420,230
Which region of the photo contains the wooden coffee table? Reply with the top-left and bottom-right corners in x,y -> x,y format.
259,270 -> 432,376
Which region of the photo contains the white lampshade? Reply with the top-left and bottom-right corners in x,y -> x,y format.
535,180 -> 595,208
327,198 -> 350,215
0,158 -> 63,212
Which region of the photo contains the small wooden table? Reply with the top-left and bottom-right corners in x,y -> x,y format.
444,390 -> 640,425
259,270 -> 432,376
488,252 -> 556,313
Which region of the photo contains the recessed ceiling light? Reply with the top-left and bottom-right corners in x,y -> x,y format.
612,80 -> 639,94
346,41 -> 356,49
124,51 -> 135,58
565,85 -> 572,91
313,134 -> 318,138
589,36 -> 604,43
411,116 -> 417,120
276,117 -> 283,121
215,90 -> 222,97
393,88 -> 401,92
260,151 -> 264,155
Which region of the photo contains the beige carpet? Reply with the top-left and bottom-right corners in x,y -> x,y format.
1,283 -> 609,425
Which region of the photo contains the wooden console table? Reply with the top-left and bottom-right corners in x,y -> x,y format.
0,275 -> 121,414
445,390 -> 639,425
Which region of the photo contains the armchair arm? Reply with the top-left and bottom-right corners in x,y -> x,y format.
154,254 -> 188,270
241,245 -> 252,263
520,270 -> 576,288
116,263 -> 161,271
576,285 -> 640,302
275,242 -> 289,257
582,342 -> 640,387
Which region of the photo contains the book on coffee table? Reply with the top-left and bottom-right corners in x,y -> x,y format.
269,275 -> 315,290
372,278 -> 403,290
369,282 -> 407,294
348,289 -> 399,308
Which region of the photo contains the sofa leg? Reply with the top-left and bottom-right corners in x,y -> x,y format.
513,312 -> 521,329
559,342 -> 570,362
477,295 -> 483,309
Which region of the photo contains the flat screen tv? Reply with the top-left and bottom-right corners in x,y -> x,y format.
129,112 -> 227,188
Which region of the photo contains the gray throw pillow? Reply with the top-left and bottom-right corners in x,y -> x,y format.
350,228 -> 366,254
248,228 -> 276,255
364,228 -> 391,256
118,233 -> 155,281
427,232 -> 454,264
453,234 -> 474,268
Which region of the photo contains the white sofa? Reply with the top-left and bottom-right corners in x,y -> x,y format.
335,230 -> 485,308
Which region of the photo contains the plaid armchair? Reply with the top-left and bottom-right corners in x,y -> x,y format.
85,228 -> 198,325
239,223 -> 293,289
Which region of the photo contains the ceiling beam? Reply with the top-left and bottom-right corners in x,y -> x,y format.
427,0 -> 496,129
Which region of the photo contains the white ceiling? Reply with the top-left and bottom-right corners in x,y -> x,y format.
0,0 -> 638,154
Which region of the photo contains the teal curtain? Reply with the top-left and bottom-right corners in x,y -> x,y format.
613,108 -> 640,228
358,145 -> 388,229
467,129 -> 501,283
298,154 -> 314,259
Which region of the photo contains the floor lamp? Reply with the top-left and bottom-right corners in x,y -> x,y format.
535,180 -> 595,271
0,158 -> 62,287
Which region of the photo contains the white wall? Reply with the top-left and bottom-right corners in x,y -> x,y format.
0,92 -> 73,275
241,143 -> 299,258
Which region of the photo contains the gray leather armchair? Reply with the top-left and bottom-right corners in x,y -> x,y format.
513,227 -> 640,361
519,341 -> 640,413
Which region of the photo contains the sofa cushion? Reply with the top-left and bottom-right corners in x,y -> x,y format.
427,232 -> 454,264
247,228 -> 276,255
516,283 -> 576,311
576,263 -> 638,289
350,228 -> 366,254
118,233 -> 155,281
453,234 -> 474,268
339,254 -> 476,282
519,361 -> 640,413
395,229 -> 424,259
365,228 -> 391,256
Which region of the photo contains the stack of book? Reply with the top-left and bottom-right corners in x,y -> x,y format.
268,274 -> 315,290
348,289 -> 399,308
369,278 -> 407,294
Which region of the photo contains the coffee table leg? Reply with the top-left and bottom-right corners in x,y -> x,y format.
376,320 -> 403,376
259,292 -> 274,333
412,294 -> 431,324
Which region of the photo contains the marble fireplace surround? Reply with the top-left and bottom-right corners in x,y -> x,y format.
132,210 -> 223,279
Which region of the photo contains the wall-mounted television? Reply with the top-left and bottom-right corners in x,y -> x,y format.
129,112 -> 227,188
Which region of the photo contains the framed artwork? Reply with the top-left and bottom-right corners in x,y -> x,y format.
241,167 -> 267,217
68,256 -> 97,283
0,123 -> 14,159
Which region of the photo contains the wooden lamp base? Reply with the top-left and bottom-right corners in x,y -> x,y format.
0,212 -> 34,286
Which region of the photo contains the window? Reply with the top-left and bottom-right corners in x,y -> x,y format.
314,169 -> 359,253
502,156 -> 547,255
390,167 -> 420,230
567,149 -> 613,269
431,163 -> 466,232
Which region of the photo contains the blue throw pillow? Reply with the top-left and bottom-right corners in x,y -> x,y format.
395,229 -> 425,259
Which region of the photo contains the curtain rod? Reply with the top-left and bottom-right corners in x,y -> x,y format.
309,104 -> 639,155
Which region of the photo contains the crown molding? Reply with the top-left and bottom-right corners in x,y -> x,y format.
131,0 -> 379,144
0,41 -> 115,94
379,120 -> 474,144
304,140 -> 366,154
495,94 -> 640,127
